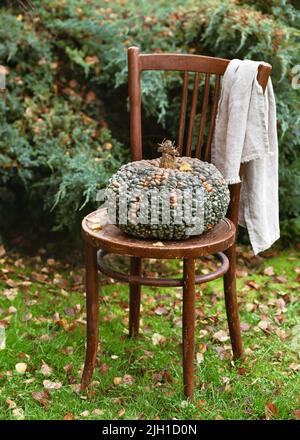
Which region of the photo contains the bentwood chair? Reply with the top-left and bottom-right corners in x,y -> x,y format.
80,47 -> 272,399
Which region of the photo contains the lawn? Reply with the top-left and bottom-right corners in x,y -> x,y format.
0,244 -> 299,420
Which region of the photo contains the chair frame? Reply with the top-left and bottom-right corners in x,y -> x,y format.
80,47 -> 272,399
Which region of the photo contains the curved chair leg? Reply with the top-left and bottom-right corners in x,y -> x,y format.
223,243 -> 243,359
129,257 -> 142,338
81,242 -> 99,390
182,258 -> 196,400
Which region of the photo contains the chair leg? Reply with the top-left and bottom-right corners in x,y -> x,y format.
81,243 -> 99,390
182,258 -> 196,400
223,243 -> 243,359
129,257 -> 142,338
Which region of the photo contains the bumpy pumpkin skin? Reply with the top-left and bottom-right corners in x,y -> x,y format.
106,156 -> 230,240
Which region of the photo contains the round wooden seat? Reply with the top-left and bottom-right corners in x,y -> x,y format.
82,208 -> 236,259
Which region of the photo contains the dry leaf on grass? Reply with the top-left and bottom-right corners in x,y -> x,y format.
152,333 -> 166,345
43,379 -> 62,390
265,402 -> 278,420
15,362 -> 27,374
12,408 -> 25,420
113,377 -> 122,386
154,306 -> 168,316
92,409 -> 104,416
6,399 -> 17,409
213,330 -> 229,342
123,374 -> 135,385
263,266 -> 275,276
292,409 -> 300,420
118,408 -> 126,418
3,288 -> 18,301
40,361 -> 53,377
80,410 -> 90,417
32,390 -> 51,408
64,412 -> 75,420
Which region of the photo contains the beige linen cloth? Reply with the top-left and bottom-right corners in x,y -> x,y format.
211,59 -> 280,254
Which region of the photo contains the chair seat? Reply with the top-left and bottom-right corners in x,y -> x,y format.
82,208 -> 236,259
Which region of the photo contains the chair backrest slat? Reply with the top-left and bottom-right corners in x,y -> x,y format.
205,74 -> 221,161
177,71 -> 189,155
185,72 -> 199,157
140,53 -> 229,75
195,73 -> 210,159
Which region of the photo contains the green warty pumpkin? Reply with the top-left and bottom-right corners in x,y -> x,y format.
106,140 -> 230,240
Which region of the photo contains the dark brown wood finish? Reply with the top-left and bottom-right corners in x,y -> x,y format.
185,72 -> 199,156
177,71 -> 189,154
129,257 -> 142,337
81,47 -> 272,398
205,75 -> 221,161
97,249 -> 229,287
128,47 -> 142,161
81,243 -> 99,390
82,210 -> 236,259
195,73 -> 210,158
182,258 -> 196,399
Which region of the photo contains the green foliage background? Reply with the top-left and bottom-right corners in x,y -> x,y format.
0,0 -> 299,242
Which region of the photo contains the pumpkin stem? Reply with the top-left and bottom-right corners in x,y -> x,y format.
157,139 -> 179,169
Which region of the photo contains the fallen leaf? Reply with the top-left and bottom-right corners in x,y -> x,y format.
123,374 -> 135,385
274,275 -> 287,283
0,325 -> 5,350
63,412 -> 75,420
247,280 -> 260,290
245,303 -> 256,312
258,319 -> 269,331
113,377 -> 122,386
111,355 -> 119,360
6,399 -> 17,409
238,367 -> 248,376
199,329 -> 208,338
179,162 -> 192,172
196,400 -> 206,408
196,352 -> 204,364
88,223 -> 102,231
213,330 -> 229,342
152,333 -> 166,345
118,408 -> 125,418
32,390 -> 51,408
3,288 -> 18,301
92,409 -> 104,416
292,409 -> 300,420
40,361 -> 52,377
21,312 -> 32,322
265,402 -> 278,420
15,362 -> 27,374
99,363 -> 110,373
240,322 -> 251,332
263,266 -> 275,276
43,380 -> 62,390
80,410 -> 90,417
154,306 -> 168,316
12,408 -> 25,420
289,362 -> 300,371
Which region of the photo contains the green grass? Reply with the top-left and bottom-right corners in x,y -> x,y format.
0,246 -> 299,420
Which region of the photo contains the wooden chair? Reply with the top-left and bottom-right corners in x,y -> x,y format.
80,47 -> 272,399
